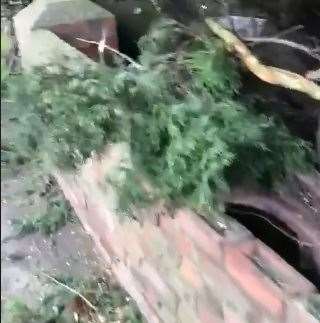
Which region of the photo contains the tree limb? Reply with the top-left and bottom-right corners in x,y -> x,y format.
306,68 -> 320,81
42,273 -> 98,312
205,18 -> 320,101
75,37 -> 144,70
243,36 -> 320,62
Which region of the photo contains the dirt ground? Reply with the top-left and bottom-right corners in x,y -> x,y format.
1,173 -> 105,308
1,1 -> 108,309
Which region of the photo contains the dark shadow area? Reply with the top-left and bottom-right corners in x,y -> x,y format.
116,22 -> 140,59
227,204 -> 320,290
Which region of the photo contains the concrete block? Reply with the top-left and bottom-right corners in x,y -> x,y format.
13,0 -> 117,70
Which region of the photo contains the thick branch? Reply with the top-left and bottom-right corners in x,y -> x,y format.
205,18 -> 320,101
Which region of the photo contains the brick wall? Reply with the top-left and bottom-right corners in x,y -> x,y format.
55,147 -> 319,323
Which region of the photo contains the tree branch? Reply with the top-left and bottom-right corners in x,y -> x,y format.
306,68 -> 320,81
75,37 -> 144,70
243,36 -> 320,62
205,18 -> 320,101
42,273 -> 98,312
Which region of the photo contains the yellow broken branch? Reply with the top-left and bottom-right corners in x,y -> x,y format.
205,18 -> 320,101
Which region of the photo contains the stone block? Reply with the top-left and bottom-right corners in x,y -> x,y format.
255,242 -> 316,296
175,209 -> 223,264
201,255 -> 257,322
196,293 -> 224,323
13,0 -> 117,70
112,261 -> 160,323
285,300 -> 319,323
198,301 -> 223,323
180,256 -> 203,289
56,153 -> 320,323
224,246 -> 284,319
177,300 -> 200,323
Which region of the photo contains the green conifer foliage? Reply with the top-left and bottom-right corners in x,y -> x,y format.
2,19 -> 313,217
